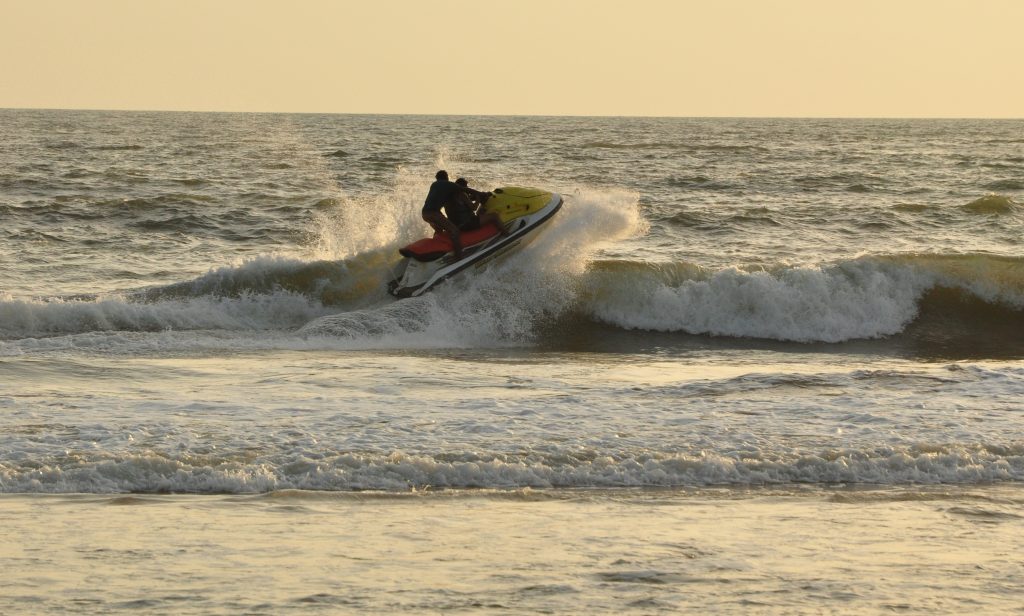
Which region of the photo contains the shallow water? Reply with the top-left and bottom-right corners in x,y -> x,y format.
3,350 -> 1024,492
4,488 -> 1023,614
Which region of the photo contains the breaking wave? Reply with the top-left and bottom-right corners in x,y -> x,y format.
136,252 -> 396,306
3,443 -> 1022,494
2,169 -> 1022,353
0,186 -> 644,349
3,250 -> 1024,352
582,253 -> 1024,343
0,291 -> 333,341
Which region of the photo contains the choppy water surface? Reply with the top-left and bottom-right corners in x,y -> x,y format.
1,110 -> 1023,613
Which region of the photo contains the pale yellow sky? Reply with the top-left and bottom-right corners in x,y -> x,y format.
2,0 -> 1022,117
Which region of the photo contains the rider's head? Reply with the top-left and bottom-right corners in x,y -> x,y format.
455,177 -> 468,187
435,170 -> 449,181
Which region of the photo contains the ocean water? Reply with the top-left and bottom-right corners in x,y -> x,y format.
2,110 -> 1023,613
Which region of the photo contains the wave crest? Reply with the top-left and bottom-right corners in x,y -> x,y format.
3,443 -> 1021,493
583,253 -> 1024,343
962,194 -> 1019,214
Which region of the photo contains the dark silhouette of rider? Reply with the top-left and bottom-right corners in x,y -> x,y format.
456,177 -> 507,237
422,170 -> 474,258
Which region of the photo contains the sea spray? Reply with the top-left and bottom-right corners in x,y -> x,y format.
310,165 -> 433,260
308,147 -> 489,260
300,186 -> 646,347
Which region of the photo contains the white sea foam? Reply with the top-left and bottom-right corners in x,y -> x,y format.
4,249 -> 1022,351
0,291 -> 332,341
4,352 -> 1023,493
585,254 -> 1024,343
586,261 -> 927,342
3,444 -> 1022,494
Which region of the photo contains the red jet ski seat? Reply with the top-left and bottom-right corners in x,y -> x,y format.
398,223 -> 501,262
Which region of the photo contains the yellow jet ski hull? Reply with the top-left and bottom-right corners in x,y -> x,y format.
482,187 -> 556,225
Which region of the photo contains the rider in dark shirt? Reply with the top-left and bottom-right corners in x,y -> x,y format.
456,177 -> 507,237
422,170 -> 470,258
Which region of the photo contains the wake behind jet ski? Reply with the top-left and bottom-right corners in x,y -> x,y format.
387,186 -> 563,298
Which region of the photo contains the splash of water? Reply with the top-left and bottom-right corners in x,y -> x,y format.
300,186 -> 646,347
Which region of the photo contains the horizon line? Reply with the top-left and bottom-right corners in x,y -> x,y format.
2,106 -> 1022,122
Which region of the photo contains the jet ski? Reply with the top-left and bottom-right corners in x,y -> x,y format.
387,186 -> 563,298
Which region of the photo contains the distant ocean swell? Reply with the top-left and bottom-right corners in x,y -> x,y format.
2,252 -> 1022,348
1,444 -> 1022,494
